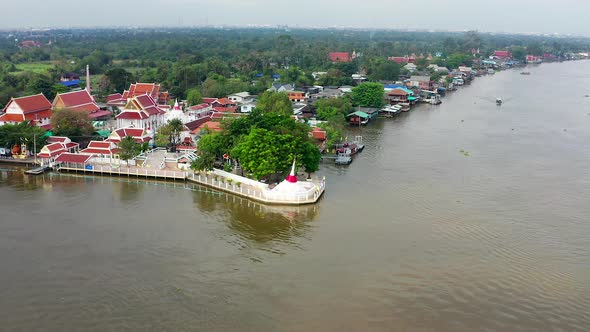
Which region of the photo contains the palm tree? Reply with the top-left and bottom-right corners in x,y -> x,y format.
167,118 -> 184,152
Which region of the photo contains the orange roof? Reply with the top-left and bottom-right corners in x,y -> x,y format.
216,98 -> 233,105
24,109 -> 52,121
0,113 -> 25,122
190,121 -> 222,134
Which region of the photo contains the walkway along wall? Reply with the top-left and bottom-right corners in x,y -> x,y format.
56,163 -> 325,206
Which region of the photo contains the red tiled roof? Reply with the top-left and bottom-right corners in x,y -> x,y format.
55,90 -> 95,108
216,98 -> 234,105
116,111 -> 148,120
129,83 -> 160,97
191,121 -> 222,134
109,128 -> 151,143
185,116 -> 212,131
106,93 -> 124,105
388,88 -> 409,96
65,142 -> 79,149
494,50 -> 511,58
202,98 -> 218,104
88,110 -> 112,119
212,106 -> 237,113
55,153 -> 93,164
135,94 -> 165,114
329,52 -> 352,63
388,56 -> 410,64
39,124 -> 52,130
48,136 -> 69,143
187,103 -> 210,111
24,109 -> 52,121
69,103 -> 100,113
312,128 -> 327,141
6,94 -> 52,114
0,113 -> 25,122
80,141 -> 118,155
38,143 -> 67,158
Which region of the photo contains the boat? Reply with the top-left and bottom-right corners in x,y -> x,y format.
487,69 -> 495,74
334,153 -> 352,165
335,143 -> 361,156
380,104 -> 402,117
496,98 -> 503,105
25,165 -> 50,175
520,71 -> 531,75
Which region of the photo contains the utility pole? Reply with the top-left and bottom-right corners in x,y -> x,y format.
33,133 -> 37,165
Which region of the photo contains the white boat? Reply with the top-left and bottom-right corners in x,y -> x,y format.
380,105 -> 402,116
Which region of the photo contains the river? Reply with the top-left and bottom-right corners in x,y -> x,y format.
1,61 -> 590,331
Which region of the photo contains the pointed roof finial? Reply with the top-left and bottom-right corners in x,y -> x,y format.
286,157 -> 297,183
173,98 -> 180,110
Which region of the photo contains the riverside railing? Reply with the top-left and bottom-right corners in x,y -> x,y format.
57,163 -> 325,204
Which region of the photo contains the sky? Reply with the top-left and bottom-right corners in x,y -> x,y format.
2,0 -> 588,36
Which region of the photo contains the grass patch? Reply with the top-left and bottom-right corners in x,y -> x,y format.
14,62 -> 55,74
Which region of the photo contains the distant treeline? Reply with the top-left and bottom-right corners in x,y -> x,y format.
0,28 -> 588,106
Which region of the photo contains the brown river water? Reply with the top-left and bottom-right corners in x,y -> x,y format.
1,61 -> 590,331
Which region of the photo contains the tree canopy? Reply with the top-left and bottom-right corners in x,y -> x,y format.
255,91 -> 293,117
0,122 -> 47,151
118,136 -> 141,163
196,108 -> 321,181
351,82 -> 384,108
51,109 -> 94,139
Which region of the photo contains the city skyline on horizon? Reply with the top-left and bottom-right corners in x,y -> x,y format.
1,0 -> 588,37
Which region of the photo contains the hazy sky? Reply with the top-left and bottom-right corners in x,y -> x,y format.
2,0 -> 588,35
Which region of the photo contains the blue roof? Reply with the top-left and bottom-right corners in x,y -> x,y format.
272,74 -> 281,79
58,80 -> 81,87
384,84 -> 404,89
255,73 -> 264,77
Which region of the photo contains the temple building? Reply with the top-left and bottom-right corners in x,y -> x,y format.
0,94 -> 52,129
115,94 -> 166,130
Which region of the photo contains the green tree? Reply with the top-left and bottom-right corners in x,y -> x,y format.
27,75 -> 53,99
415,57 -> 429,70
104,68 -> 133,92
118,136 -> 141,166
316,106 -> 340,121
186,88 -> 203,105
299,141 -> 321,176
351,82 -> 384,108
255,91 -> 293,117
446,53 -> 473,69
369,60 -> 401,81
190,151 -> 215,172
0,122 -> 47,151
511,46 -> 526,61
51,109 -> 94,139
231,127 -> 296,180
158,118 -> 184,150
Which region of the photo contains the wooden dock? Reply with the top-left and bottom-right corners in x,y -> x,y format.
25,165 -> 51,175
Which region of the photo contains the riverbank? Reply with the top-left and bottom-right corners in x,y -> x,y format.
57,157 -> 325,206
0,157 -> 37,166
